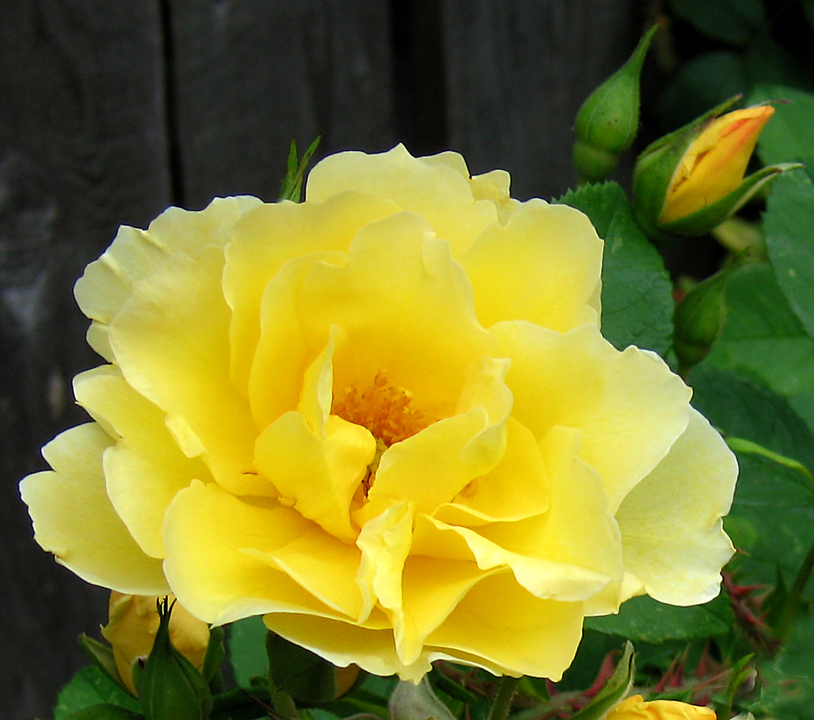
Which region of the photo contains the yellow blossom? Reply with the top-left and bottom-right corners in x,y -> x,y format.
607,694 -> 717,720
101,592 -> 210,695
20,145 -> 737,682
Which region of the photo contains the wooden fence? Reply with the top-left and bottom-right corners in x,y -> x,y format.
0,1 -> 640,715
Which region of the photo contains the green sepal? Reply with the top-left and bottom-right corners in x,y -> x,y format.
202,626 -> 225,685
659,162 -> 802,236
389,677 -> 457,720
573,26 -> 657,183
64,705 -> 143,720
139,598 -> 213,720
569,642 -> 635,720
78,634 -> 132,695
632,96 -> 743,233
279,135 -> 321,202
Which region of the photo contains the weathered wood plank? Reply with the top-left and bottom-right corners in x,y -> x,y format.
0,1 -> 171,716
442,0 -> 639,200
166,0 -> 397,208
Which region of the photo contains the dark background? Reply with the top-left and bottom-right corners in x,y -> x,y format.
0,0 -> 699,716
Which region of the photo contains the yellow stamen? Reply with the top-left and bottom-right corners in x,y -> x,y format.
333,371 -> 436,495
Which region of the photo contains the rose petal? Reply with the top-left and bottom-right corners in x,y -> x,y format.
461,201 -> 602,330
299,212 -> 495,416
614,408 -> 737,605
20,424 -> 168,594
76,197 -> 261,360
255,412 -> 375,542
163,481 -> 354,625
109,246 -> 264,495
74,365 -> 211,559
426,570 -> 584,680
306,144 -> 498,256
494,322 -> 692,512
224,192 -> 399,392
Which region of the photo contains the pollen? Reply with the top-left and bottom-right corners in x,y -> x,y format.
333,371 -> 436,447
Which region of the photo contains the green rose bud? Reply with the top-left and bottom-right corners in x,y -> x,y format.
573,25 -> 657,183
673,268 -> 734,373
139,598 -> 212,720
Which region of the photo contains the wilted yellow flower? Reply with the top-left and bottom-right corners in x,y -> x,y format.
606,694 -> 717,720
659,105 -> 774,224
101,592 -> 209,695
21,145 -> 736,682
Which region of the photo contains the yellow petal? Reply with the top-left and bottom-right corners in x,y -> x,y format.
425,570 -> 584,680
357,408 -> 501,526
248,252 -> 343,429
356,501 -> 414,624
264,612 -> 426,680
461,201 -> 602,330
19,424 -> 168,594
476,426 -> 623,597
76,197 -> 261,359
255,412 -> 375,542
494,322 -> 691,512
614,408 -> 737,605
305,144 -> 498,256
109,246 -> 264,495
224,192 -> 399,392
74,365 -> 210,559
436,417 -> 548,526
163,481 -> 351,625
244,524 -> 364,620
397,556 -> 491,666
299,212 -> 495,416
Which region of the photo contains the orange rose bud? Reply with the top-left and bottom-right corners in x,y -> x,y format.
632,98 -> 800,237
659,106 -> 774,224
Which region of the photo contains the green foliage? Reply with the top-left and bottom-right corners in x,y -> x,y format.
557,182 -> 673,354
691,365 -> 814,590
228,616 -> 268,688
53,666 -> 141,720
668,0 -> 765,45
586,594 -> 733,644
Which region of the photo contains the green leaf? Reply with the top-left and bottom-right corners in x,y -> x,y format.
53,666 -> 142,720
754,611 -> 814,720
228,616 -> 268,688
64,706 -> 142,720
585,593 -> 733,643
557,182 -> 673,354
763,167 -> 814,340
690,365 -> 814,590
705,263 -> 814,398
668,0 -> 764,45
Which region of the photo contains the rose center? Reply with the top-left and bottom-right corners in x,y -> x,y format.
333,371 -> 436,497
333,370 -> 435,446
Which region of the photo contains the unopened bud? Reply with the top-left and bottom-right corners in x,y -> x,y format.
573,26 -> 657,183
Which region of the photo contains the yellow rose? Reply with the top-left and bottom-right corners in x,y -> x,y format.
101,592 -> 210,695
606,695 -> 717,720
20,145 -> 737,682
658,106 -> 774,225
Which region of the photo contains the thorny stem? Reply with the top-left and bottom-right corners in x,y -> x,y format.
488,676 -> 520,720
